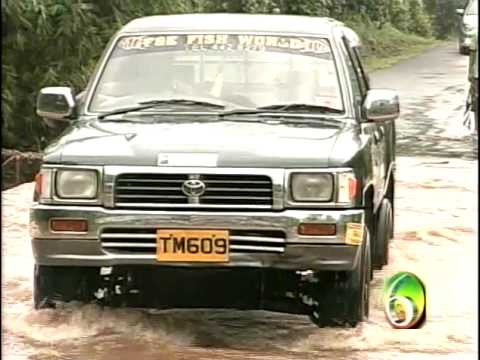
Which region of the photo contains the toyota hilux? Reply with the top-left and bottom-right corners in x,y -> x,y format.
31,13 -> 399,327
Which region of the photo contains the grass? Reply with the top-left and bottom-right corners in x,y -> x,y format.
348,22 -> 445,72
364,39 -> 444,72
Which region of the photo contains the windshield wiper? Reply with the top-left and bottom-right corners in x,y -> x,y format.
217,104 -> 343,120
217,108 -> 274,117
215,108 -> 344,127
257,103 -> 344,114
98,98 -> 226,120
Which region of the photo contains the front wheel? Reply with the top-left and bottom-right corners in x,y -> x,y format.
309,230 -> 371,327
33,265 -> 96,309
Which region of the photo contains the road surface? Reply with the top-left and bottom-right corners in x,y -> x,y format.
2,43 -> 478,360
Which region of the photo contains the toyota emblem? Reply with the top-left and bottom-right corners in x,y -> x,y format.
182,179 -> 206,197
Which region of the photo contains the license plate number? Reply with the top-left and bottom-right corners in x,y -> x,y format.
156,229 -> 229,262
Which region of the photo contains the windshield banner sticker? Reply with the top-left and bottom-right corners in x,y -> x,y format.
116,34 -> 331,57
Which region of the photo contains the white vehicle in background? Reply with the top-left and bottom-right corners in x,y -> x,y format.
457,0 -> 478,55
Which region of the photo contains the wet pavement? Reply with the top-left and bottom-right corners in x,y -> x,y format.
372,43 -> 478,159
2,42 -> 478,359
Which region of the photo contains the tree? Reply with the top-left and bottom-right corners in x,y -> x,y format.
1,0 -> 187,151
408,0 -> 433,37
388,0 -> 411,33
433,0 -> 467,39
0,0 -> 461,152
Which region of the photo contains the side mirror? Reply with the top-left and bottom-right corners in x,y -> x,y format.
36,87 -> 75,120
456,8 -> 464,15
362,89 -> 400,122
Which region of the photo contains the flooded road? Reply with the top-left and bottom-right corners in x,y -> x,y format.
2,43 -> 478,359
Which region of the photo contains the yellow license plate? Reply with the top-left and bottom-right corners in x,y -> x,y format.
156,229 -> 229,262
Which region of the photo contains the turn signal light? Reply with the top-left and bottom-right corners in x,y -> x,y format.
338,172 -> 358,203
34,173 -> 43,195
50,219 -> 88,233
348,177 -> 358,200
298,223 -> 336,236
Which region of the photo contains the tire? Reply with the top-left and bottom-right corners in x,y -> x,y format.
33,265 -> 94,309
363,199 -> 375,280
372,198 -> 393,270
387,178 -> 395,240
309,231 -> 371,328
460,45 -> 470,55
475,108 -> 478,132
34,265 -> 57,309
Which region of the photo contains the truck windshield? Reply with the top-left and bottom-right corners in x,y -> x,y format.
88,34 -> 344,114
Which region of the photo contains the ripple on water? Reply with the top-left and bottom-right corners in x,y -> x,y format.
1,153 -> 477,359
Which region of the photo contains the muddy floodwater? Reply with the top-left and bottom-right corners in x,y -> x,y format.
2,43 -> 478,360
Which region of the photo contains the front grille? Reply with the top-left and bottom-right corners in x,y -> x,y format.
100,227 -> 286,255
114,173 -> 273,209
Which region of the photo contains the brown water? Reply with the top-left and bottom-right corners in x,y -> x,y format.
2,157 -> 477,360
2,43 -> 478,360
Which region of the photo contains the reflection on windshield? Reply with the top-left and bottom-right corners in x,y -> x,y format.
89,34 -> 344,114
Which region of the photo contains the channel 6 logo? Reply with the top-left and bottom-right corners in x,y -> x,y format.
383,272 -> 427,329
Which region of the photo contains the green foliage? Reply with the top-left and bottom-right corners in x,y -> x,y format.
0,0 -> 446,151
2,0 -> 104,150
345,15 -> 435,64
433,0 -> 467,39
423,0 -> 437,15
2,0 -> 188,151
407,0 -> 433,37
388,0 -> 411,32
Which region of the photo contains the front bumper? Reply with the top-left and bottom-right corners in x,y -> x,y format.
30,205 -> 365,271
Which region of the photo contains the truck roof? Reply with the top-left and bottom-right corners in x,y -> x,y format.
120,13 -> 347,38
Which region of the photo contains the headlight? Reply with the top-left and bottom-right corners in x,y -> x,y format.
56,170 -> 98,199
290,173 -> 333,202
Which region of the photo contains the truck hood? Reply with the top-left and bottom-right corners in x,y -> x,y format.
44,118 -> 361,168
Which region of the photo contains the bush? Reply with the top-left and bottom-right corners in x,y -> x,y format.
1,0 -> 189,151
0,0 -> 444,152
433,0 -> 467,39
345,17 -> 434,62
408,0 -> 433,37
388,0 -> 411,33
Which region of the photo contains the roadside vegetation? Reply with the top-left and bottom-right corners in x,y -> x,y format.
1,0 -> 467,152
344,17 -> 438,71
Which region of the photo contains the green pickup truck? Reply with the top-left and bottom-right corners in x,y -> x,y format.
31,13 -> 399,327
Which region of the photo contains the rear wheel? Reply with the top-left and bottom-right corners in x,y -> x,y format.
460,45 -> 470,55
372,198 -> 393,269
387,176 -> 395,239
309,231 -> 371,327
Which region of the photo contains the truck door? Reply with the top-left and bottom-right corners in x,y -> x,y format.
341,36 -> 389,211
